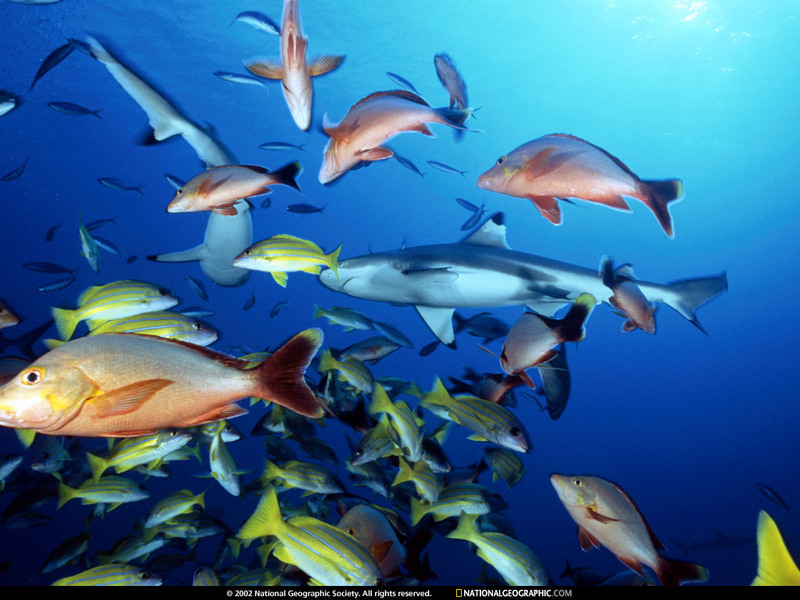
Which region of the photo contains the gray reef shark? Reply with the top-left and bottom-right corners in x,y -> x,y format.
319,212 -> 727,346
88,36 -> 252,287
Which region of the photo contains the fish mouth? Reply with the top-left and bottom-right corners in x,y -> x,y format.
476,176 -> 491,189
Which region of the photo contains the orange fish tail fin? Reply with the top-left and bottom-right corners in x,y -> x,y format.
641,179 -> 683,238
656,556 -> 709,586
270,161 -> 303,193
253,328 -> 324,418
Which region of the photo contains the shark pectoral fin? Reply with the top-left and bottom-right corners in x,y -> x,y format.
528,195 -> 562,225
415,306 -> 456,346
89,379 -> 173,418
357,147 -> 394,162
245,57 -> 284,80
524,300 -> 561,318
148,243 -> 209,263
308,54 -> 345,77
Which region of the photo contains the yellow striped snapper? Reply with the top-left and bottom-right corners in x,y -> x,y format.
409,482 -> 497,526
318,349 -> 374,394
346,459 -> 391,498
57,475 -> 149,510
447,512 -> 550,586
262,459 -> 343,495
208,420 -> 243,496
350,415 -> 398,466
30,435 -> 77,476
86,429 -> 194,481
237,486 -> 381,586
0,300 -> 20,329
144,488 -> 206,529
338,335 -> 401,364
41,532 -> 92,574
78,214 -> 101,273
313,304 -> 375,331
50,280 -> 179,341
148,511 -> 228,544
192,566 -> 220,586
421,378 -> 529,453
84,310 -> 217,346
483,446 -> 528,488
368,383 -> 423,462
392,457 -> 441,503
0,454 -> 23,491
97,532 -> 171,565
233,234 -> 341,287
52,563 -> 162,586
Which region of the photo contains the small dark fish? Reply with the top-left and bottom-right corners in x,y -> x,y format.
22,262 -> 73,274
286,203 -> 324,214
164,173 -> 185,190
434,53 -> 468,110
126,256 -> 138,264
230,10 -> 280,35
270,301 -> 288,319
393,152 -> 425,178
386,72 -> 418,93
45,224 -> 61,242
460,202 -> 486,231
85,218 -> 118,232
756,482 -> 793,511
214,72 -> 265,86
258,141 -> 306,151
427,160 -> 466,177
1,158 -> 28,182
30,43 -> 73,91
37,276 -> 75,293
48,101 -> 103,119
455,198 -> 479,213
186,275 -> 208,301
243,292 -> 256,311
94,236 -> 122,256
98,177 -> 144,195
419,340 -> 440,357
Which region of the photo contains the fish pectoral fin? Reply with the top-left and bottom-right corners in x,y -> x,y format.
526,147 -> 581,178
89,379 -> 173,418
211,204 -> 239,216
270,272 -> 289,287
245,57 -> 284,80
198,174 -> 234,197
308,54 -> 345,77
578,526 -> 602,551
179,404 -> 249,428
356,147 -> 394,162
585,506 -> 620,524
415,306 -> 456,347
528,195 -> 563,225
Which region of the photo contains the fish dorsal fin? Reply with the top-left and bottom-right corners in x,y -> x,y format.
460,212 -> 510,249
89,379 -> 173,418
351,90 -> 430,110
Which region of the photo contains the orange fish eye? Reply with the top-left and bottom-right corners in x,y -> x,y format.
20,367 -> 45,386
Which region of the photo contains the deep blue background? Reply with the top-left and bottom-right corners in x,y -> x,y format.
0,0 -> 798,587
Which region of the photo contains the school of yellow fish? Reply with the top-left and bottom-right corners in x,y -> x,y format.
0,0 -> 791,589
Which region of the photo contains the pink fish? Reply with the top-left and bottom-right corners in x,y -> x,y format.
551,474 -> 709,586
477,134 -> 683,237
318,90 -> 473,184
245,0 -> 344,130
167,162 -> 301,216
601,257 -> 656,334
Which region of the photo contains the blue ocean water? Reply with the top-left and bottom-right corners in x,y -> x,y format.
0,0 -> 798,587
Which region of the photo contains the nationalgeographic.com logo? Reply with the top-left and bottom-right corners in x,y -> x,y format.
455,591 -> 574,598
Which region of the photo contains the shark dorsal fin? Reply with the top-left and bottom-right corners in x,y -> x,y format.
460,212 -> 509,249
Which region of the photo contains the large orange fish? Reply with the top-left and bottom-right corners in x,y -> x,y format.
0,329 -> 324,437
477,134 -> 683,237
551,474 -> 709,586
318,90 -> 473,184
167,162 -> 301,216
245,0 -> 344,131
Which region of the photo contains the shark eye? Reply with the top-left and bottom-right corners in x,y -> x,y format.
20,367 -> 45,386
573,478 -> 583,487
496,156 -> 506,165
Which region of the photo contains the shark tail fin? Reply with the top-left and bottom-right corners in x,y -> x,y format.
661,273 -> 728,335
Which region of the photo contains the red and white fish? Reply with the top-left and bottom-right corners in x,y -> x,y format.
167,162 -> 301,216
318,90 -> 473,184
550,473 -> 709,586
245,0 -> 344,130
601,256 -> 656,334
496,293 -> 595,388
477,134 -> 683,237
0,329 -> 324,437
